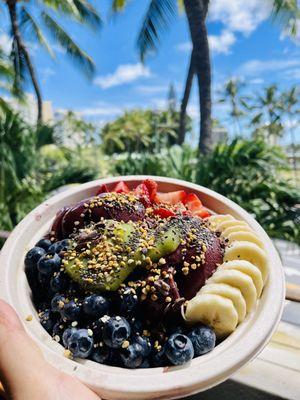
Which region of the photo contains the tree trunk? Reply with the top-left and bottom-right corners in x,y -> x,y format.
178,51 -> 194,145
7,0 -> 43,123
183,0 -> 212,154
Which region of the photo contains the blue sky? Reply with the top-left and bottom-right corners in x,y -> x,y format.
0,0 -> 299,141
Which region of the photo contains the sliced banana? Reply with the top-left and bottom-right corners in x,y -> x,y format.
206,269 -> 257,312
224,241 -> 268,284
207,214 -> 234,230
219,260 -> 263,298
200,283 -> 246,322
185,293 -> 238,337
226,231 -> 265,250
221,225 -> 254,237
217,219 -> 248,232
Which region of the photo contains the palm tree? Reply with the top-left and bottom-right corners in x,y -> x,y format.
280,86 -> 300,183
250,85 -> 284,144
112,0 -> 212,154
218,78 -> 249,137
1,1 -> 101,123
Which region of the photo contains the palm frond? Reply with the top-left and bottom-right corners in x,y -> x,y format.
42,0 -> 101,28
41,12 -> 95,78
10,38 -> 27,98
272,0 -> 300,36
137,0 -> 177,62
20,7 -> 55,58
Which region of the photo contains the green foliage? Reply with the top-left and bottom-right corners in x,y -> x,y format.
196,139 -> 300,245
113,145 -> 197,181
101,108 -> 192,155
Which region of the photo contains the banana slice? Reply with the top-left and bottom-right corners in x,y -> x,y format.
219,260 -> 263,297
200,283 -> 246,322
206,269 -> 257,312
217,220 -> 248,232
185,293 -> 238,337
224,241 -> 268,284
226,231 -> 265,250
222,225 -> 254,237
207,214 -> 234,230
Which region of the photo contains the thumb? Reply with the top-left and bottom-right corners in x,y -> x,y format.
0,299 -> 100,400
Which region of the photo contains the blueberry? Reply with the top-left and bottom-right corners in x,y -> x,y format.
52,321 -> 66,339
51,294 -> 66,313
39,309 -> 56,333
130,317 -> 143,334
139,358 -> 150,368
37,252 -> 61,276
68,329 -> 94,358
133,334 -> 151,357
187,325 -> 216,357
25,247 -> 46,270
83,295 -> 109,318
50,272 -> 69,293
49,239 -> 70,254
119,287 -> 138,315
91,346 -> 112,364
103,316 -> 131,349
62,327 -> 77,347
150,348 -> 168,367
61,300 -> 81,322
120,342 -> 144,369
35,239 -> 52,251
165,334 -> 194,366
90,319 -> 104,341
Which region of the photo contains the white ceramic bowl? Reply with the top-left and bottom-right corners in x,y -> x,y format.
0,176 -> 285,400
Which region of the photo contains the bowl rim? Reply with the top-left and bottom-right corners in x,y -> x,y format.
0,175 -> 285,399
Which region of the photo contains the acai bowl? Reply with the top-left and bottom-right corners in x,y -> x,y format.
0,176 -> 285,399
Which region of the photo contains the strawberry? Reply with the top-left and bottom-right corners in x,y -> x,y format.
113,181 -> 130,193
96,184 -> 109,195
134,183 -> 151,206
153,208 -> 176,218
184,193 -> 211,218
142,179 -> 158,201
154,190 -> 187,205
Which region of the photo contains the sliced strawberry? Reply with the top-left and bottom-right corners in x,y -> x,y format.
134,183 -> 151,206
153,208 -> 176,218
154,190 -> 187,205
113,181 -> 130,193
184,193 -> 203,211
194,207 -> 211,218
96,184 -> 109,195
142,179 -> 158,201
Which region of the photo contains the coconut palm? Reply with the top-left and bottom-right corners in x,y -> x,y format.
112,0 -> 212,154
280,86 -> 300,183
0,0 -> 101,123
250,85 -> 284,144
218,78 -> 250,137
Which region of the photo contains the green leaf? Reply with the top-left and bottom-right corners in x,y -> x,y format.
20,7 -> 55,59
41,12 -> 95,78
137,0 -> 177,62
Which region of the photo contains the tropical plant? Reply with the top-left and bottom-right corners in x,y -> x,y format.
249,84 -> 284,143
218,78 -> 249,137
0,0 -> 101,122
112,0 -> 212,153
280,86 -> 300,183
101,108 -> 192,154
196,138 -> 300,245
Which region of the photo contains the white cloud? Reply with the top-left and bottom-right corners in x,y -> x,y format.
177,30 -> 236,55
209,0 -> 272,35
135,84 -> 168,94
238,58 -> 300,76
42,68 -> 55,82
209,30 -> 236,54
94,63 -> 151,89
0,33 -> 12,54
